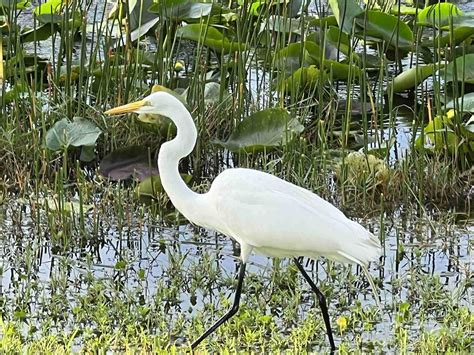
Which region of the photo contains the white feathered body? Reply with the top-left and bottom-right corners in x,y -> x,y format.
187,168 -> 381,265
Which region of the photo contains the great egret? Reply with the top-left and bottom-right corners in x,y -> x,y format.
105,91 -> 382,351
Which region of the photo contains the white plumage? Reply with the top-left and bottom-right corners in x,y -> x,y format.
105,91 -> 383,350
203,168 -> 381,264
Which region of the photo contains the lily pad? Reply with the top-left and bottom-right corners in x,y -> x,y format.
328,0 -> 363,34
356,10 -> 414,50
136,174 -> 192,201
45,117 -> 102,152
274,41 -> 321,74
387,64 -> 439,94
40,197 -> 94,214
99,146 -> 159,181
415,113 -> 457,153
415,110 -> 473,158
283,65 -> 322,93
310,15 -> 338,29
445,93 -> 474,113
325,26 -> 359,62
21,23 -> 59,42
177,23 -> 247,53
202,82 -> 231,105
214,108 -> 303,153
149,1 -> 213,20
322,60 -> 361,81
260,15 -> 305,35
442,53 -> 474,84
389,5 -> 417,16
430,26 -> 474,48
0,0 -> 30,9
417,3 -> 463,29
34,0 -> 63,24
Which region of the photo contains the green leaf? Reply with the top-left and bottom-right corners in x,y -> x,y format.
213,108 -> 303,153
149,1 -> 213,20
136,174 -> 192,200
387,64 -> 438,94
282,65 -> 322,94
328,0 -> 363,34
365,137 -> 396,158
442,53 -> 474,84
356,10 -> 414,50
45,117 -> 102,151
177,23 -> 247,53
431,26 -> 474,48
202,82 -> 230,105
21,23 -> 59,42
261,15 -> 305,35
415,115 -> 456,153
34,0 -> 63,24
126,0 -> 158,32
414,111 -> 474,156
114,260 -> 127,270
325,26 -> 359,62
310,15 -> 338,28
445,93 -> 474,113
322,59 -> 361,81
40,196 -> 94,214
274,41 -> 321,74
0,0 -> 30,9
416,2 -> 463,29
389,5 -> 417,16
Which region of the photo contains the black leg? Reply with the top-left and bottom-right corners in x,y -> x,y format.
191,262 -> 247,350
294,257 -> 336,352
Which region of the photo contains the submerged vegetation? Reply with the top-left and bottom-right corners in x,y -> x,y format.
0,0 -> 472,352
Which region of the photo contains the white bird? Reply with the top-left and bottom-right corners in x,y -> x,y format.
105,91 -> 382,351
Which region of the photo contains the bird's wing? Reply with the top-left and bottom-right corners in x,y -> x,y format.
205,168 -> 380,265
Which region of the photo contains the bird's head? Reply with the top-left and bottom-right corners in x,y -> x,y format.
105,91 -> 179,117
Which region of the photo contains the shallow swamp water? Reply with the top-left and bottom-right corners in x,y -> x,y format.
0,179 -> 472,352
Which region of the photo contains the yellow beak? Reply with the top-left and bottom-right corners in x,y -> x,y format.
104,99 -> 147,115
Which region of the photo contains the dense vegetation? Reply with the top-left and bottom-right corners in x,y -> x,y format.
0,0 -> 472,352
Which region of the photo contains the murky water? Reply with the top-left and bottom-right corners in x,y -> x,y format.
0,190 -> 471,350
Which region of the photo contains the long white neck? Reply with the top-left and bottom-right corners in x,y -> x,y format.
157,99 -> 201,220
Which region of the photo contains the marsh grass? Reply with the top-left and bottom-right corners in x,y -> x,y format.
0,0 -> 472,353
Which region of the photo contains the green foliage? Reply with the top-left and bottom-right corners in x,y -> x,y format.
214,108 -> 303,153
387,64 -> 438,94
355,10 -> 414,50
446,92 -> 474,113
45,118 -> 102,161
148,1 -> 214,20
177,23 -> 247,53
335,151 -> 391,191
328,0 -> 363,34
0,0 -> 30,10
415,110 -> 474,162
416,2 -> 463,29
442,53 -> 474,83
135,174 -> 192,201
